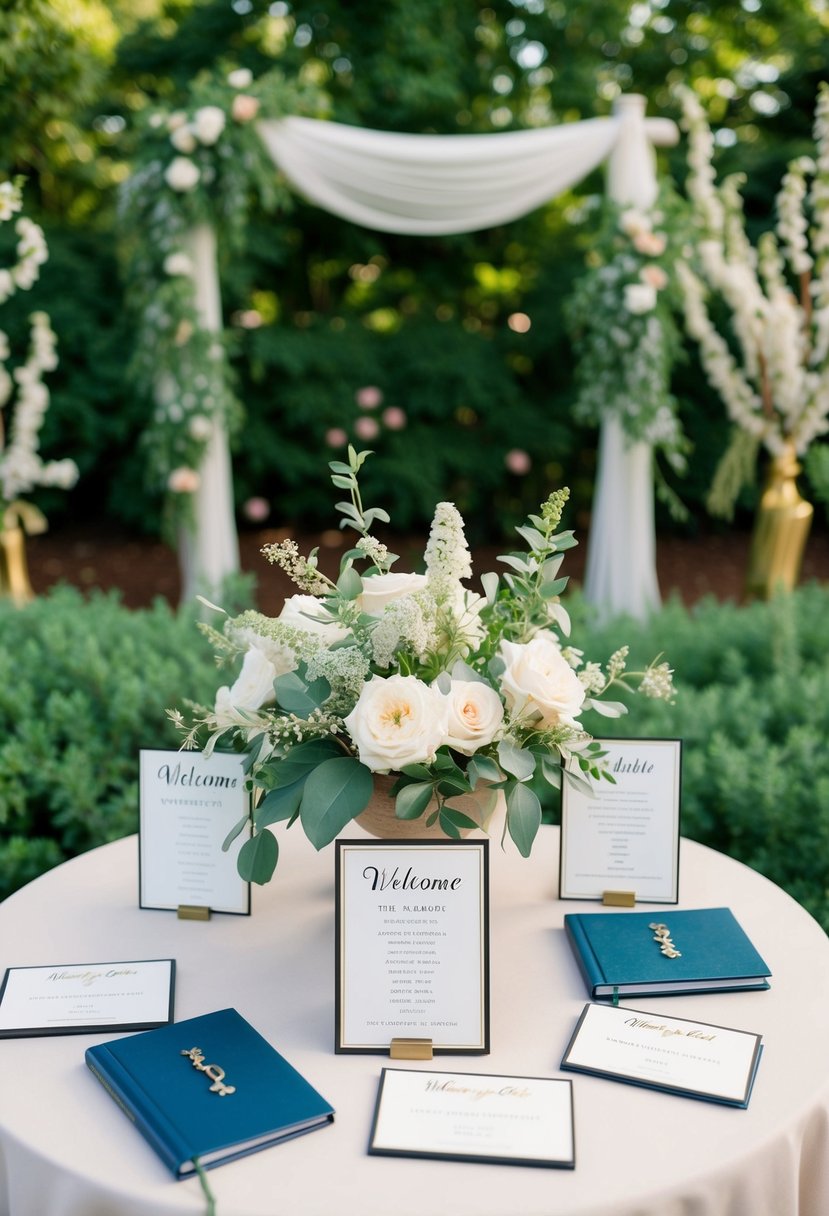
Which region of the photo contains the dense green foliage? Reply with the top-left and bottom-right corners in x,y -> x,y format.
4,0 -> 829,538
0,587 -> 220,900
3,578 -> 829,936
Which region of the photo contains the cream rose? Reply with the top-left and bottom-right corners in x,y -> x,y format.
164,156 -> 200,192
499,634 -> 585,728
358,571 -> 427,614
624,282 -> 657,315
193,104 -> 226,145
343,674 -> 448,773
442,679 -> 504,755
231,94 -> 260,123
279,594 -> 348,643
213,645 -> 277,728
170,125 -> 197,154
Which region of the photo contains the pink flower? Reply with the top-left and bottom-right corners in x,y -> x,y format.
243,496 -> 270,523
167,467 -> 201,494
325,427 -> 348,448
640,264 -> 668,291
355,385 -> 383,410
232,94 -> 260,123
354,415 -> 380,440
382,406 -> 407,430
632,230 -> 667,257
505,449 -> 531,475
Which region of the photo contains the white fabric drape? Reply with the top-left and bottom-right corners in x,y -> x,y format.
185,98 -> 677,615
256,115 -> 620,235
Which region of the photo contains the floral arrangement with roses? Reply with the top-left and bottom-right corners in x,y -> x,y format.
171,449 -> 674,884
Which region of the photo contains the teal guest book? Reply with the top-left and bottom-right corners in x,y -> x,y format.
85,1007 -> 334,1176
564,907 -> 771,999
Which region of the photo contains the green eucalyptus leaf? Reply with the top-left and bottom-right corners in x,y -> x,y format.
514,525 -> 546,550
540,577 -> 569,599
274,670 -> 331,715
497,738 -> 536,780
438,811 -> 461,839
506,782 -> 542,858
400,763 -> 433,780
299,757 -> 373,849
481,571 -> 500,605
441,805 -> 480,830
328,461 -> 353,476
497,553 -> 531,575
467,755 -> 502,786
255,781 -> 305,828
221,813 -> 250,852
258,739 -> 340,788
331,474 -> 355,490
237,830 -> 279,884
336,565 -> 363,600
540,755 -> 563,788
395,781 -> 436,820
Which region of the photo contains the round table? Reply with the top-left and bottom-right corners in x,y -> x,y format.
1,824 -> 828,1216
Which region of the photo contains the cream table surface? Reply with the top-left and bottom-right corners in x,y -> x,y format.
1,822 -> 828,1216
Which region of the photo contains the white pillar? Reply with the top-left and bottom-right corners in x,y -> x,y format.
178,223 -> 240,603
582,95 -> 677,620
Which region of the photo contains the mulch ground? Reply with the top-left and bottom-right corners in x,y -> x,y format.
19,517 -> 829,613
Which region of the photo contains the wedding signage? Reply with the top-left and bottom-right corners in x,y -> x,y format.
0,958 -> 175,1037
86,1008 -> 334,1177
369,1068 -> 575,1168
335,841 -> 489,1054
561,1002 -> 763,1108
560,738 -> 682,902
139,748 -> 250,914
564,907 -> 771,1000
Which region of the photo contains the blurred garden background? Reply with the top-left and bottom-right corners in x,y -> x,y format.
4,0 -> 829,928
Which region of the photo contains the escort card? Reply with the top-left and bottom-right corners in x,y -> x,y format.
560,738 -> 682,903
0,958 -> 175,1037
561,1002 -> 762,1107
139,748 -> 251,915
369,1068 -> 575,1167
335,840 -> 489,1054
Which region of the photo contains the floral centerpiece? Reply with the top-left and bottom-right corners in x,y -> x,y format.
677,84 -> 829,517
0,180 -> 78,601
172,449 -> 674,884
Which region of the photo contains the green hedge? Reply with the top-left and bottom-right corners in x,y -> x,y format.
2,581 -> 829,935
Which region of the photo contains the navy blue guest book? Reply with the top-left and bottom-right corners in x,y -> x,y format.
564,907 -> 771,999
85,1007 -> 334,1176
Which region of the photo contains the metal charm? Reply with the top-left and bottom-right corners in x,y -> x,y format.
181,1046 -> 236,1096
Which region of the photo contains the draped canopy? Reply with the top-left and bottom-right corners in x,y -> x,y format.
185,95 -> 678,618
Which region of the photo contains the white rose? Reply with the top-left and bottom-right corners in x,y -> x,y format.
214,646 -> 277,730
343,674 -> 448,773
624,282 -> 657,315
193,105 -> 226,146
279,594 -> 349,643
227,68 -> 254,89
442,679 -> 504,755
170,125 -> 197,154
164,157 -> 201,192
163,252 -> 194,277
358,571 -> 428,614
499,634 -> 586,728
187,414 -> 213,441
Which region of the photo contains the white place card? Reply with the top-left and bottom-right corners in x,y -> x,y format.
561,1002 -> 762,1107
139,748 -> 250,915
369,1068 -> 575,1167
0,959 -> 175,1037
335,840 -> 489,1054
560,738 -> 682,903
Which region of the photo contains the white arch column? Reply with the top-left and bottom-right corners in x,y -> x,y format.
582,94 -> 678,620
178,223 -> 240,603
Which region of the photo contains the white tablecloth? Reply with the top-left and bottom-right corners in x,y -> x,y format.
1,824 -> 828,1216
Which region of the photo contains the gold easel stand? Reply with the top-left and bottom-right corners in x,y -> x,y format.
0,501 -> 47,606
745,444 -> 813,600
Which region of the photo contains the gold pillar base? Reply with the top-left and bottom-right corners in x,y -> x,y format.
745,446 -> 813,599
0,501 -> 48,606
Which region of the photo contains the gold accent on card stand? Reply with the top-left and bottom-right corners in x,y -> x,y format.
178,905 -> 211,921
602,890 -> 636,907
390,1037 -> 433,1060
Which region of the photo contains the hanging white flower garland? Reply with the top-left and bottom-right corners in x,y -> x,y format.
120,67 -> 325,531
0,181 -> 78,511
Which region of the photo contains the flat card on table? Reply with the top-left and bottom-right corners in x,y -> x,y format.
560,738 -> 682,903
369,1068 -> 575,1168
139,748 -> 250,915
561,1002 -> 762,1108
0,958 -> 175,1037
335,840 -> 489,1054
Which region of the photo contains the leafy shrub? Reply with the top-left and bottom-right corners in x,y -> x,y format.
0,587 -> 219,901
